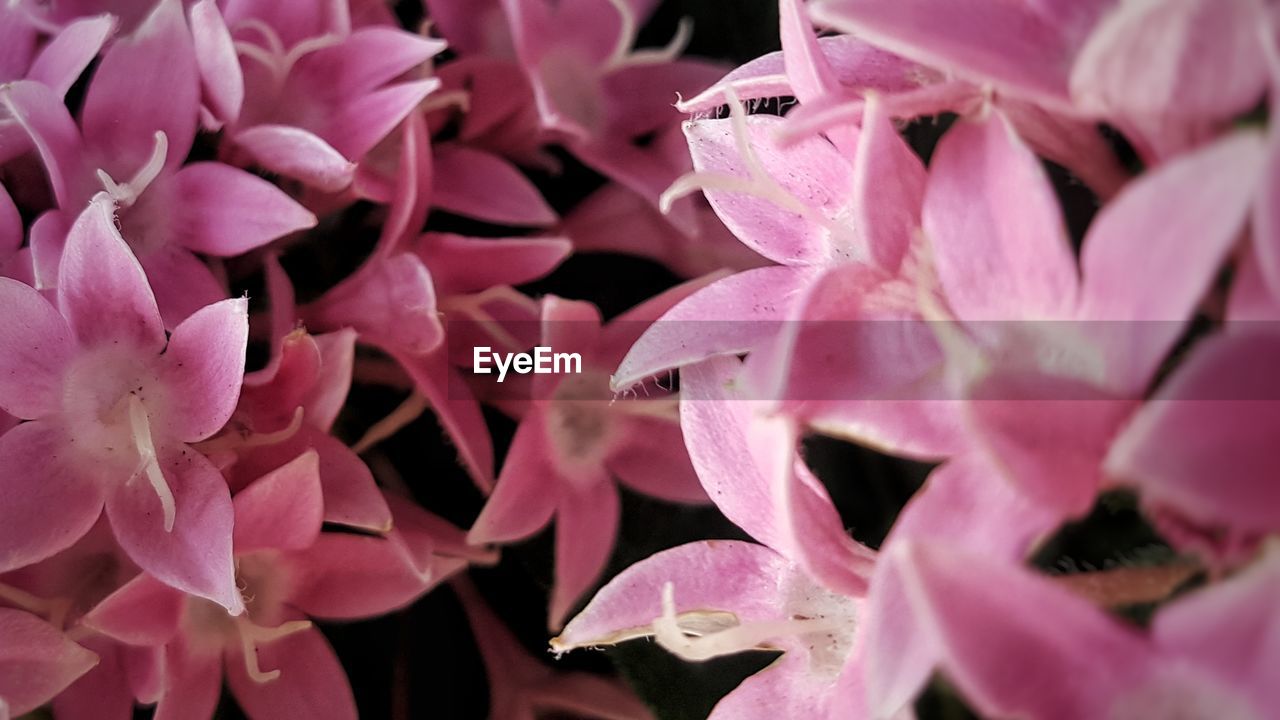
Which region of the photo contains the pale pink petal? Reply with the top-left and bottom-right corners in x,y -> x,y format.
681,356 -> 875,595
431,145 -> 557,226
189,0 -> 243,127
881,540 -> 1151,719
924,109 -> 1077,321
158,297 -> 248,443
171,163 -> 316,256
852,95 -> 925,274
606,414 -> 706,504
104,444 -> 240,612
684,114 -> 856,265
468,411 -> 562,544
1153,548 -> 1280,709
1227,248 -> 1280,323
153,638 -> 222,720
614,265 -> 816,391
810,0 -> 1108,105
884,454 -> 1059,561
1106,331 -> 1280,533
81,573 -> 184,646
550,479 -> 620,629
234,125 -> 356,192
233,451 -> 323,553
225,623 -> 356,720
966,371 -> 1136,518
57,196 -> 165,352
779,0 -> 842,105
1252,123 -> 1280,299
81,0 -> 198,175
0,277 -> 74,418
1077,130 -> 1266,393
0,608 -> 98,716
421,0 -> 508,56
707,654 -> 839,720
0,421 -> 104,573
27,14 -> 116,99
1070,0 -> 1267,156
553,540 -> 796,651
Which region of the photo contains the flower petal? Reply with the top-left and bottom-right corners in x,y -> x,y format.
153,638 -> 222,720
57,196 -> 166,352
234,125 -> 356,192
0,608 -> 98,716
188,0 -> 243,127
550,479 -> 620,630
171,162 -> 316,256
0,277 -> 74,418
158,297 -> 248,443
431,145 -> 557,226
26,14 -> 116,99
233,450 -> 323,553
104,444 -> 240,612
0,421 -> 104,574
225,624 -> 356,720
468,411 -> 562,544
81,573 -> 184,646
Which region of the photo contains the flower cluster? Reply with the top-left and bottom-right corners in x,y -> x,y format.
0,0 -> 1275,718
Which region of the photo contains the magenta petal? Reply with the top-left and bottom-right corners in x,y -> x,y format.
188,0 -> 243,127
57,196 -> 166,352
1252,125 -> 1280,298
0,277 -> 74,418
414,233 -> 571,296
51,639 -> 135,720
81,573 -> 184,646
393,347 -> 495,489
431,145 -> 557,226
0,421 -> 104,573
1077,130 -> 1266,393
81,0 -> 198,175
0,608 -> 98,716
0,81 -> 88,207
0,184 -> 18,259
550,480 -> 620,630
225,624 -> 356,720
234,125 -> 356,192
468,411 -> 562,544
1106,332 -> 1280,533
139,246 -> 227,329
307,429 -> 393,532
158,297 -> 248,443
606,414 -> 706,504
104,444 -> 240,613
232,451 -> 323,553
306,253 -> 443,356
924,109 -> 1077,321
171,162 -> 316,256
27,14 -> 116,99
323,79 -> 440,162
153,639 -> 222,720
293,27 -> 446,99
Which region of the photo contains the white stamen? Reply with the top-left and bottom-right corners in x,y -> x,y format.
653,582 -> 848,662
128,394 -> 177,532
603,0 -> 639,71
625,17 -> 694,67
235,617 -> 312,683
97,132 -> 169,208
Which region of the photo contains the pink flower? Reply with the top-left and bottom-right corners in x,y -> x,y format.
0,195 -> 246,611
469,289 -> 712,629
2,0 -> 316,325
867,539 -> 1280,720
81,453 -> 488,720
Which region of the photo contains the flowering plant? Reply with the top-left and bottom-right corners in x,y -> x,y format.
0,0 -> 1275,718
